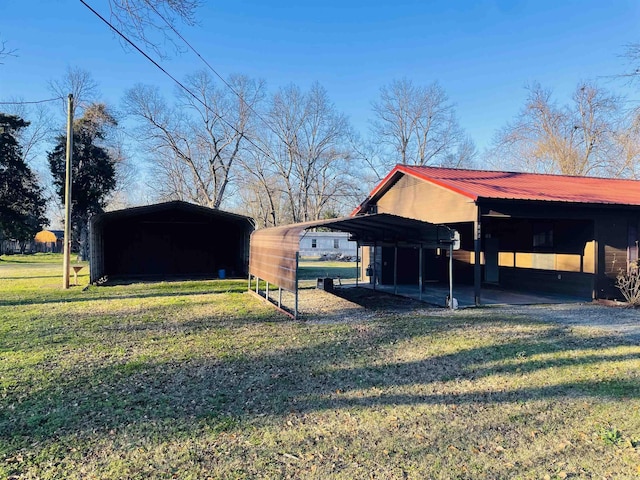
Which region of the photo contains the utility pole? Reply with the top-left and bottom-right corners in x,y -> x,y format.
62,94 -> 73,289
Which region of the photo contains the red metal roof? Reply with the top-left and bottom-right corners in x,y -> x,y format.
355,165 -> 640,213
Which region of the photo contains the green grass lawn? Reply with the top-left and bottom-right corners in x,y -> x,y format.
1,254 -> 640,479
297,258 -> 358,281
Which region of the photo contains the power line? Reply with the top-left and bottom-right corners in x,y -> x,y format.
79,0 -> 276,162
0,96 -> 63,105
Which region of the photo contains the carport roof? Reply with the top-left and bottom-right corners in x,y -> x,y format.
297,213 -> 454,245
92,200 -> 254,227
249,213 -> 454,294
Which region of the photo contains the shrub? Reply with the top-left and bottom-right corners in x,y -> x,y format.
616,263 -> 640,306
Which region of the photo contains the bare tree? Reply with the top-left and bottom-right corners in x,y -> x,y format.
370,78 -> 475,173
245,82 -> 357,225
610,111 -> 640,179
124,72 -> 265,209
235,148 -> 287,228
488,82 -> 623,176
2,101 -> 54,166
49,66 -> 99,119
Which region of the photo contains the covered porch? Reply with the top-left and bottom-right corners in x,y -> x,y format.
354,281 -> 589,308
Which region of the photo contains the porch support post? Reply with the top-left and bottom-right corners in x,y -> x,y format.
449,243 -> 454,310
373,242 -> 377,291
355,242 -> 359,287
419,245 -> 423,301
394,244 -> 398,295
474,211 -> 482,306
592,219 -> 599,300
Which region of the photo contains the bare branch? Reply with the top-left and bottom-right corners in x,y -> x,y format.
0,37 -> 17,64
106,0 -> 200,58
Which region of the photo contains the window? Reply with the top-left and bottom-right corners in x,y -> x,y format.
533,222 -> 553,248
311,239 -> 317,248
334,239 -> 340,249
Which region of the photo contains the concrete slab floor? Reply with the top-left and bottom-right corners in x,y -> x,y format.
343,281 -> 589,308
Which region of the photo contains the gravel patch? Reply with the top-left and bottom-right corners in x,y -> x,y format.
290,287 -> 640,341
474,302 -> 640,341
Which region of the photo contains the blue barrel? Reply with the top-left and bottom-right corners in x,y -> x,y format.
218,269 -> 226,279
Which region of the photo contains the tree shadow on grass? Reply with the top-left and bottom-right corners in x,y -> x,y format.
2,309 -> 638,458
332,286 -> 435,312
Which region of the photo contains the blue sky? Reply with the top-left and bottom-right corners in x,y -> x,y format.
1,0 -> 639,155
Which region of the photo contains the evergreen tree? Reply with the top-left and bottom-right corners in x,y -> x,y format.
0,113 -> 47,252
48,104 -> 117,260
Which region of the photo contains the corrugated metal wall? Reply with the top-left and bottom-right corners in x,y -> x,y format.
249,225 -> 304,292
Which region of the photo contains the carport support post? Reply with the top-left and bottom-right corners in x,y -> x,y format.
294,252 -> 299,319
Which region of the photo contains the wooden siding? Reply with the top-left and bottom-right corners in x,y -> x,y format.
499,268 -> 593,299
376,174 -> 477,223
596,214 -> 634,299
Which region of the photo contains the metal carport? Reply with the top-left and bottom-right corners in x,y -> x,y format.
248,213 -> 458,318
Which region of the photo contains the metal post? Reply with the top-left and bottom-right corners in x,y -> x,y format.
266,281 -> 269,302
373,243 -> 377,291
294,252 -> 299,319
278,287 -> 282,308
449,243 -> 454,310
394,244 -> 398,295
62,94 -> 74,289
248,273 -> 251,292
256,276 -> 259,294
474,215 -> 482,306
419,245 -> 423,301
355,243 -> 359,287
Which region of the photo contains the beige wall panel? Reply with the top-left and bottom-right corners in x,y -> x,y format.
360,247 -> 371,280
516,252 -> 533,269
498,251 -> 515,267
531,253 -> 555,270
583,241 -> 595,274
556,254 -> 581,272
376,175 -> 477,223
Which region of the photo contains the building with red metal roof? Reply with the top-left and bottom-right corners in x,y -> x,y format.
355,165 -> 640,303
